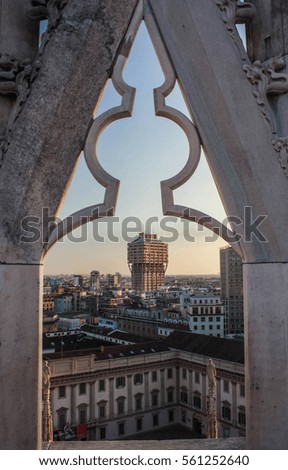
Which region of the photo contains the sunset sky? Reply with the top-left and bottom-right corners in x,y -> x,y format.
43,22 -> 244,276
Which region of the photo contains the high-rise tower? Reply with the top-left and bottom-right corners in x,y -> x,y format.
128,233 -> 168,292
220,246 -> 244,335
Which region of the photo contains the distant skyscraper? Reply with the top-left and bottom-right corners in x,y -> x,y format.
220,246 -> 244,335
128,233 -> 168,292
73,274 -> 83,287
90,270 -> 100,291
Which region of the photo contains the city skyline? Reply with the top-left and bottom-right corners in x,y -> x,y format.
44,23 -> 234,276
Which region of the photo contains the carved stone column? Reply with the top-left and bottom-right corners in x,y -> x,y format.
160,369 -> 165,406
144,372 -> 149,409
89,381 -> 96,423
231,381 -> 237,427
70,385 -> 76,425
127,375 -> 132,414
109,378 -> 114,419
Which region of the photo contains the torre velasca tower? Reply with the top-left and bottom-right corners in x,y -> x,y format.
128,233 -> 168,292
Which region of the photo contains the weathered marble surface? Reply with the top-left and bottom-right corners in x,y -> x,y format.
244,262 -> 288,450
0,264 -> 43,449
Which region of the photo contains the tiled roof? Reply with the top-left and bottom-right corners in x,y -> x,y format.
166,331 -> 244,364
43,329 -> 244,364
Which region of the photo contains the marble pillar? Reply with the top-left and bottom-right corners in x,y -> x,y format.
244,263 -> 288,449
0,264 -> 42,449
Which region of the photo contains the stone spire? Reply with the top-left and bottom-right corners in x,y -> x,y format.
207,358 -> 218,439
42,361 -> 53,443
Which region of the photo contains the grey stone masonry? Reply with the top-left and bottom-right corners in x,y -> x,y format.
0,0 -> 138,450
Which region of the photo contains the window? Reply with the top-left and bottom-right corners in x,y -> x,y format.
180,388 -> 188,404
98,402 -> 107,419
209,317 -> 213,322
57,408 -> 67,430
151,371 -> 157,382
117,398 -> 125,415
182,411 -> 187,423
193,393 -> 201,409
168,410 -> 174,422
222,402 -> 231,421
79,383 -> 86,395
201,325 -> 205,330
201,317 -> 205,322
240,383 -> 245,397
195,371 -> 200,384
99,427 -> 106,440
99,380 -> 105,392
167,368 -> 173,379
78,406 -> 87,424
136,417 -> 142,431
151,390 -> 159,407
238,407 -> 246,427
209,325 -> 213,330
152,414 -> 159,427
134,374 -> 143,385
223,380 -> 230,393
135,394 -> 143,411
182,368 -> 187,379
116,377 -> 126,389
193,317 -> 198,322
118,422 -> 125,435
194,326 -> 198,330
167,388 -> 174,403
58,386 -> 66,399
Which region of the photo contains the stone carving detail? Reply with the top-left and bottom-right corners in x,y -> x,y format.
215,0 -> 256,61
243,57 -> 288,134
273,137 -> 288,177
42,361 -> 53,443
0,54 -> 41,167
243,56 -> 288,178
0,54 -> 21,96
0,0 -> 68,168
207,359 -> 218,439
27,0 -> 68,51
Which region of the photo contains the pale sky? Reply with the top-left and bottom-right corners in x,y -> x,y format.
44,22 -> 241,276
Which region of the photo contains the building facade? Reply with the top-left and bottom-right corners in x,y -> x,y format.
45,333 -> 245,442
128,233 -> 168,292
220,247 -> 244,335
186,295 -> 225,337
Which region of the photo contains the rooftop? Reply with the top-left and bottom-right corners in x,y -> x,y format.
43,329 -> 244,364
